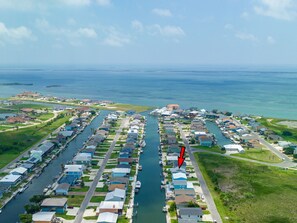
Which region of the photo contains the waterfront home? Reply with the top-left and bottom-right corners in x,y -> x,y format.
73,153 -> 92,166
175,195 -> 196,206
97,212 -> 118,223
167,135 -> 177,144
0,184 -> 11,194
33,141 -> 55,159
173,180 -> 188,190
167,144 -> 180,153
98,201 -> 124,215
173,160 -> 187,170
167,104 -> 180,111
10,166 -> 28,176
127,129 -> 138,139
32,211 -> 56,223
175,188 -> 196,198
173,173 -> 187,181
110,177 -> 129,185
55,183 -> 70,196
111,168 -> 131,178
99,124 -> 111,131
198,135 -> 213,147
64,164 -> 83,179
0,174 -> 22,186
83,147 -> 96,157
41,198 -> 68,213
117,164 -> 131,169
21,163 -> 34,172
30,150 -> 43,162
194,131 -> 207,139
178,207 -> 203,223
118,158 -> 135,165
170,167 -> 187,174
108,184 -> 126,191
223,144 -> 245,154
59,130 -> 74,138
105,188 -> 126,202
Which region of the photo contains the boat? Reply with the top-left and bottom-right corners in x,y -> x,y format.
135,188 -> 139,193
159,161 -> 163,166
138,165 -> 142,171
19,185 -> 29,193
0,209 -> 2,214
162,206 -> 167,212
140,149 -> 144,154
43,188 -> 48,194
140,140 -> 146,147
161,180 -> 165,185
135,181 -> 141,189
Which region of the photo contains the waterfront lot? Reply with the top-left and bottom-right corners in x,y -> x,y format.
195,152 -> 297,223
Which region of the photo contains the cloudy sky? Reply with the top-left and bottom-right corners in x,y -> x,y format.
0,0 -> 297,65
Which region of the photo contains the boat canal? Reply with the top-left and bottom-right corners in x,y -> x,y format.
133,113 -> 166,223
205,120 -> 232,146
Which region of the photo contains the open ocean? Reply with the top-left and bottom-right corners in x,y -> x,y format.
0,65 -> 296,119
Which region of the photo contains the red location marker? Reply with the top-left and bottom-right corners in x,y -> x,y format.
178,146 -> 186,168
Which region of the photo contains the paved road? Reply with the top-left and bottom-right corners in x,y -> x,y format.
192,148 -> 297,169
178,124 -> 222,223
74,117 -> 129,223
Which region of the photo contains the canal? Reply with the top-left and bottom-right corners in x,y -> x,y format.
0,110 -> 109,223
133,113 -> 166,223
205,120 -> 232,146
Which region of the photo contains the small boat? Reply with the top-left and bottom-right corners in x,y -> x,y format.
135,181 -> 141,189
19,185 -> 29,193
162,206 -> 167,212
159,161 -> 163,166
140,149 -> 144,154
135,188 -> 139,193
138,165 -> 142,171
43,188 -> 48,194
161,180 -> 165,185
0,209 -> 2,214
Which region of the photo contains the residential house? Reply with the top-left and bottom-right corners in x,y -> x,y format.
97,212 -> 118,223
0,174 -> 22,186
41,198 -> 68,213
111,168 -> 130,178
105,188 -> 126,202
178,207 -> 203,223
198,135 -> 213,147
98,201 -> 124,215
73,153 -> 92,166
175,195 -> 196,206
55,183 -> 70,196
10,167 -> 28,176
32,212 -> 56,223
223,144 -> 245,154
173,180 -> 188,190
173,173 -> 187,181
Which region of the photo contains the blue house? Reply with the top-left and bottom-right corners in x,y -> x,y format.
41,198 -> 67,213
173,180 -> 187,190
198,136 -> 213,147
111,168 -> 131,178
64,165 -> 83,179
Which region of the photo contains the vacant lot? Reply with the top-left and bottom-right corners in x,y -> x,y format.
195,152 -> 297,223
232,148 -> 282,163
0,113 -> 72,169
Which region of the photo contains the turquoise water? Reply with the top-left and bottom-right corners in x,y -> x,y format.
0,65 -> 297,119
205,121 -> 232,146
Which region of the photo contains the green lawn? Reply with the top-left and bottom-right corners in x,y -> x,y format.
195,152 -> 297,223
232,148 -> 282,163
192,145 -> 226,154
36,112 -> 55,121
67,195 -> 85,207
90,196 -> 105,203
56,213 -> 75,220
7,103 -> 50,110
0,113 -> 72,169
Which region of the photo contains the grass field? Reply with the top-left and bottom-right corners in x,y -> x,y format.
192,145 -> 226,154
258,117 -> 297,143
195,152 -> 297,223
232,148 -> 282,163
0,113 -> 72,169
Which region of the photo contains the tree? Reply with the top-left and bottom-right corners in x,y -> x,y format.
19,214 -> 32,223
283,131 -> 293,137
24,204 -> 40,214
187,201 -> 199,207
293,153 -> 297,159
168,202 -> 176,212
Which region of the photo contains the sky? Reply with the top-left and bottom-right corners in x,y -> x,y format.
0,0 -> 297,65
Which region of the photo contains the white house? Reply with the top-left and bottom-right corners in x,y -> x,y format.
173,173 -> 187,181
224,144 -> 245,154
10,167 -> 28,176
32,211 -> 56,223
98,201 -> 124,215
97,212 -> 118,223
0,174 -> 22,186
105,188 -> 126,202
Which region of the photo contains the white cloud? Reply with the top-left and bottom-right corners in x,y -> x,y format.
131,20 -> 143,32
224,24 -> 234,30
77,28 -> 97,38
103,27 -> 130,47
60,0 -> 91,6
267,35 -> 276,44
236,32 -> 258,42
36,19 -> 97,46
254,0 -> 297,20
150,24 -> 185,37
0,22 -> 33,44
96,0 -> 111,6
152,8 -> 172,17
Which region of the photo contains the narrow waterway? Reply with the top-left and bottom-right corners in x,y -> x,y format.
205,120 -> 232,146
133,113 -> 166,223
0,111 -> 109,223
